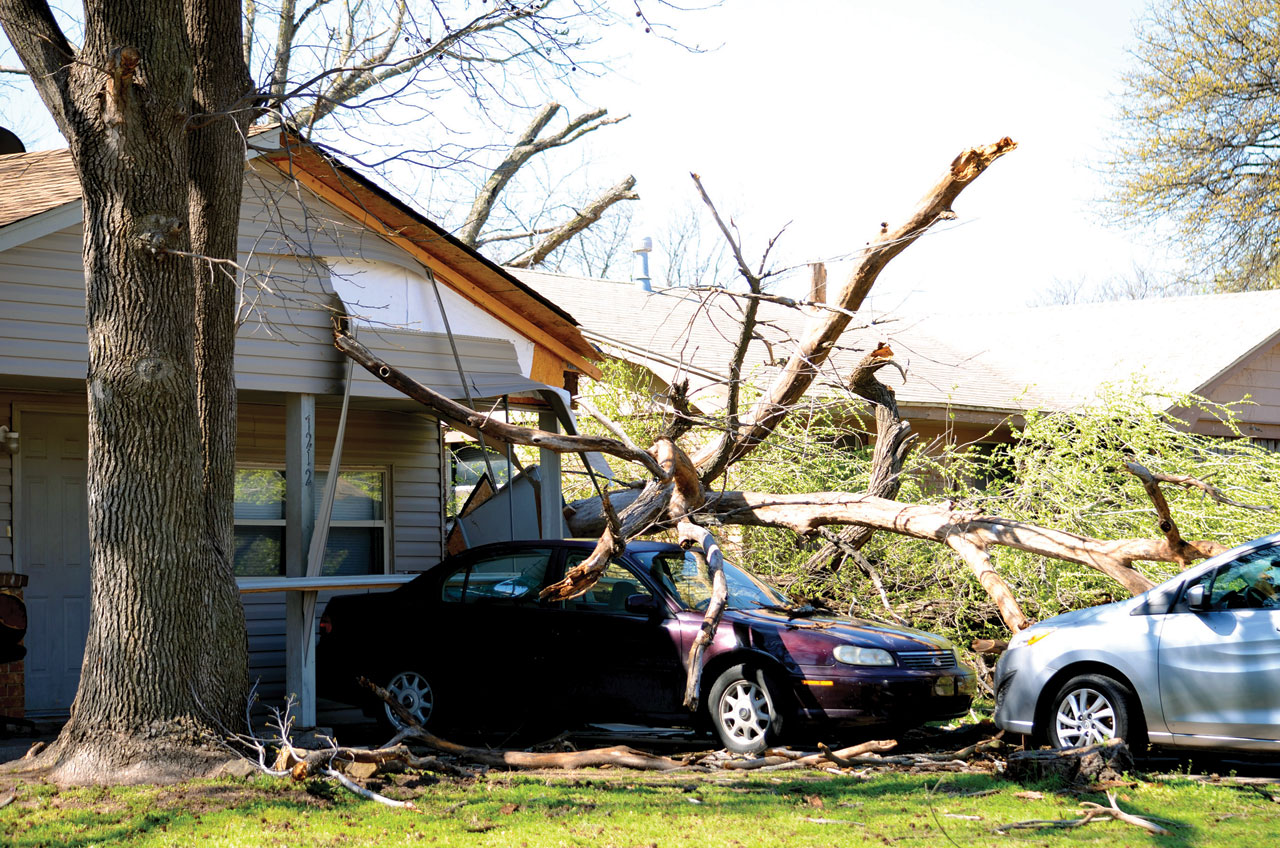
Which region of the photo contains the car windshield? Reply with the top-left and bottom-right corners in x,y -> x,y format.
632,550 -> 789,611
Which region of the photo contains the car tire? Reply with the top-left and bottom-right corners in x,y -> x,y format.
708,664 -> 784,755
379,669 -> 436,733
1046,673 -> 1141,750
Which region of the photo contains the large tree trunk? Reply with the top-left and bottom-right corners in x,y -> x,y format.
187,0 -> 255,740
2,0 -> 251,783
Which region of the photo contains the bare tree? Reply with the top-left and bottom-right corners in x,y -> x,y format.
240,4 -> 644,273
0,0 -> 633,784
1028,264 -> 1195,307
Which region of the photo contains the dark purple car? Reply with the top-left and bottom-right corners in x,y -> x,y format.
318,539 -> 975,753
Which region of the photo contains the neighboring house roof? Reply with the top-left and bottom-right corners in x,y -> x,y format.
0,148 -> 79,228
905,291 -> 1280,411
0,134 -> 599,376
510,268 -> 1280,420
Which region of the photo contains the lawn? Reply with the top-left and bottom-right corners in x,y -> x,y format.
1,766 -> 1276,847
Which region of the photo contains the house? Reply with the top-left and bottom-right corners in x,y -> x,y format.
0,130 -> 601,720
509,268 -> 1280,450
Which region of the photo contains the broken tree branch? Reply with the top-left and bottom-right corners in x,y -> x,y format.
542,438 -> 703,601
691,138 -> 1017,482
805,348 -> 918,571
677,521 -> 728,711
1130,464 -> 1273,511
1126,461 -> 1262,566
995,791 -> 1173,836
362,678 -> 684,770
334,329 -> 665,480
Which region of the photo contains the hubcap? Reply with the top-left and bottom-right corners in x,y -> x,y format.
718,679 -> 772,744
385,671 -> 434,729
1055,687 -> 1116,747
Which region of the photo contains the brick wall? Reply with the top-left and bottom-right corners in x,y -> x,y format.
0,572 -> 26,718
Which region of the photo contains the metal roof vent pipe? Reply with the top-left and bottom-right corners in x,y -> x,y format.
632,235 -> 653,292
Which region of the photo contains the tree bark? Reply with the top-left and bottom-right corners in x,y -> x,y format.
677,522 -> 727,711
187,0 -> 255,737
2,0 -> 251,783
804,349 -> 917,571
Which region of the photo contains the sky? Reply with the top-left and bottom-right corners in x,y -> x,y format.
1,0 -> 1170,312
562,0 -> 1172,310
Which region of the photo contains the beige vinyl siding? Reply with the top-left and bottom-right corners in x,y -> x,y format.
1,190 -> 529,399
1202,340 -> 1280,439
234,253 -> 346,396
0,228 -> 88,382
241,165 -> 418,273
236,403 -> 445,572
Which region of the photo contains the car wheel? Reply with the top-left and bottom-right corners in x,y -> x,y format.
708,664 -> 783,755
381,669 -> 435,732
1047,674 -> 1136,749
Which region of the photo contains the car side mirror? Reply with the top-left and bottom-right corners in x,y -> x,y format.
625,594 -> 663,616
1185,583 -> 1210,612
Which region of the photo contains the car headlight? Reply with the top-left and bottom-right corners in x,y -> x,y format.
833,645 -> 895,666
1007,626 -> 1057,650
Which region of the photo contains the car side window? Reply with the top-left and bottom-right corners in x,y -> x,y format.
440,549 -> 554,605
1200,545 -> 1280,610
563,555 -> 652,612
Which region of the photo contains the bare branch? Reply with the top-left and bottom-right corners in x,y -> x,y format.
286,4 -> 543,127
458,104 -> 629,246
691,138 -> 1018,482
505,175 -> 639,268
0,0 -> 77,132
333,328 -> 666,479
690,174 -> 766,483
677,521 -> 727,710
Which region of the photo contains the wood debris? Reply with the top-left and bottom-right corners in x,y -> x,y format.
995,791 -> 1175,836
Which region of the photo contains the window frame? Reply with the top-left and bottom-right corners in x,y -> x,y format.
232,463 -> 392,577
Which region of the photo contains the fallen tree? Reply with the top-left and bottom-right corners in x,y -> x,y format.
335,137 -> 1268,661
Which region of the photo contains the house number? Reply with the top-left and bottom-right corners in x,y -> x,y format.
304,413 -> 314,487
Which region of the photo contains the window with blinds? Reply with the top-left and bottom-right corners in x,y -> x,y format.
233,467 -> 387,577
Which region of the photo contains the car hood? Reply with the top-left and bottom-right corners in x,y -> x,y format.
724,608 -> 953,652
1034,595 -> 1142,629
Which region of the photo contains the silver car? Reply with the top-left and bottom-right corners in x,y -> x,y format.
994,531 -> 1280,752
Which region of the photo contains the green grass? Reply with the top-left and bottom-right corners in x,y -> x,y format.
2,768 -> 1276,847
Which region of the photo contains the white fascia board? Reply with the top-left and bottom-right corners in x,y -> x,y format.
0,201 -> 83,253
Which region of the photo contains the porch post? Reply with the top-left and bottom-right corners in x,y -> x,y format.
285,393 -> 317,726
538,411 -> 565,539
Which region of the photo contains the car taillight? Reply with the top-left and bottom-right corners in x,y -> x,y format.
318,614 -> 332,636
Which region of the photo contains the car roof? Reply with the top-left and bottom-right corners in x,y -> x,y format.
453,538 -> 686,558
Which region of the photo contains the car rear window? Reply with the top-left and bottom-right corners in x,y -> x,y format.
441,550 -> 553,604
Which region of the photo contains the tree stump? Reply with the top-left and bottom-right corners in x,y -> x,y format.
1006,739 -> 1134,786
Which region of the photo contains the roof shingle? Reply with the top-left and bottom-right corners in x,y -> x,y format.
0,148 -> 79,228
